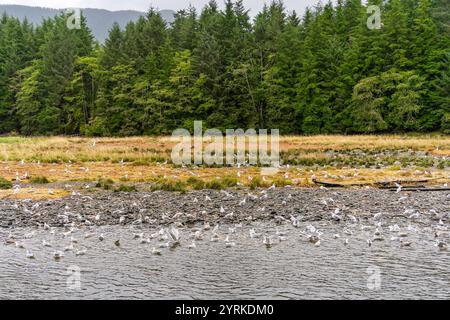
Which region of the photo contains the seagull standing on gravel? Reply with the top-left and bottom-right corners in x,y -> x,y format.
224,212 -> 234,220
169,227 -> 181,244
263,236 -> 274,248
188,241 -> 196,249
250,229 -> 262,239
225,236 -> 236,248
436,241 -> 448,251
152,247 -> 162,256
53,251 -> 64,260
42,240 -> 52,247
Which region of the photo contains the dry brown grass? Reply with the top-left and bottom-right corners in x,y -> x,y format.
0,135 -> 448,163
0,135 -> 448,199
0,187 -> 69,200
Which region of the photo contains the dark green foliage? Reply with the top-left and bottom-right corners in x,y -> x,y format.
29,176 -> 50,184
0,176 -> 12,189
115,184 -> 137,192
96,178 -> 114,190
0,1 -> 448,135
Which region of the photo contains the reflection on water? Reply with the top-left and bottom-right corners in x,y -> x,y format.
1,221 -> 449,300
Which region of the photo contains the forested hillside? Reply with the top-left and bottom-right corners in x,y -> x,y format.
0,5 -> 175,43
0,0 -> 448,136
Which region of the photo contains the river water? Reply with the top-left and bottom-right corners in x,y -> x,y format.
1,221 -> 449,300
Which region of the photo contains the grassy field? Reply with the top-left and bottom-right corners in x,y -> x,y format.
0,135 -> 448,199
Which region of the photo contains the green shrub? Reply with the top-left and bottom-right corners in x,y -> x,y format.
115,184 -> 137,192
96,178 -> 114,190
205,179 -> 224,190
29,176 -> 50,184
151,179 -> 187,192
0,177 -> 12,189
186,177 -> 206,190
248,176 -> 270,190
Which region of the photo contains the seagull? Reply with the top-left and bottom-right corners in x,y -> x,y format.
158,242 -> 170,249
15,242 -> 25,249
84,233 -> 95,239
99,234 -> 105,241
436,241 -> 448,251
203,222 -> 211,231
225,241 -> 236,248
193,230 -> 203,241
331,210 -> 342,222
389,225 -> 401,232
225,238 -> 236,248
133,233 -> 144,240
26,250 -> 35,259
188,241 -> 196,249
276,228 -> 287,237
210,233 -> 220,242
344,239 -> 349,246
367,239 -> 373,247
53,251 -> 64,260
42,240 -> 52,247
400,240 -> 412,248
220,206 -> 225,214
373,212 -> 383,220
151,247 -> 162,256
169,227 -> 181,243
224,212 -> 234,220
75,249 -> 87,256
395,183 -> 402,193
119,216 -> 126,224
250,229 -> 262,239
263,236 -> 274,248
307,235 -> 320,244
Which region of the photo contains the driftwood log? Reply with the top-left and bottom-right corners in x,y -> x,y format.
312,178 -> 449,192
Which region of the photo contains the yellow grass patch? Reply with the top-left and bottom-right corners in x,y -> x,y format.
0,187 -> 69,200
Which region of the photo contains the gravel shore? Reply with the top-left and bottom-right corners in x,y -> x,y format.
0,188 -> 449,229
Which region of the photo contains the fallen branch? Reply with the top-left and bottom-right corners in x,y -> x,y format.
374,179 -> 434,186
312,178 -> 448,192
389,187 -> 450,192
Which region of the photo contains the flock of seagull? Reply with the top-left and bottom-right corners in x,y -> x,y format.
3,187 -> 449,261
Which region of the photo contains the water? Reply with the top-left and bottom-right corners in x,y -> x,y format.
1,222 -> 449,300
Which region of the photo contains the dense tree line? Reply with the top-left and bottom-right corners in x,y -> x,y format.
0,0 -> 448,136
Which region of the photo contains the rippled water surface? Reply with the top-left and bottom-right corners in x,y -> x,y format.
1,222 -> 449,300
